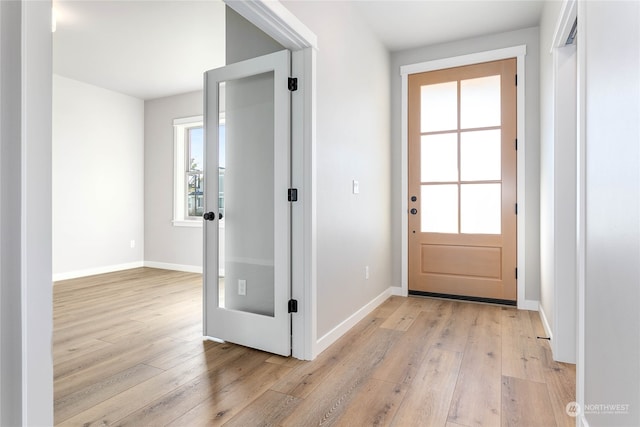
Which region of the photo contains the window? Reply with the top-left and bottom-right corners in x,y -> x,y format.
173,115 -> 226,227
186,127 -> 204,218
173,116 -> 204,226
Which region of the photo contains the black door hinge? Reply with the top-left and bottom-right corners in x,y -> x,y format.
288,77 -> 298,92
288,188 -> 298,202
515,138 -> 518,150
515,268 -> 518,279
515,203 -> 518,215
288,299 -> 298,313
515,74 -> 518,86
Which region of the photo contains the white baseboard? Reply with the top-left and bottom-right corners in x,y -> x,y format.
314,286 -> 393,357
518,299 -> 540,311
538,303 -> 554,340
143,261 -> 202,274
53,261 -> 144,282
53,260 -> 203,282
390,286 -> 404,296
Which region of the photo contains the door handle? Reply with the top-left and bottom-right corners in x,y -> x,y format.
410,208 -> 418,215
218,212 -> 223,220
203,212 -> 216,221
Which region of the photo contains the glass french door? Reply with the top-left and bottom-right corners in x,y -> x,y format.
408,58 -> 517,302
203,50 -> 291,355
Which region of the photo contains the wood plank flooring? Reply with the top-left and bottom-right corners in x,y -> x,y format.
54,267 -> 575,426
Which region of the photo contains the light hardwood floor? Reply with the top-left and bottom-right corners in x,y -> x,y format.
54,267 -> 575,426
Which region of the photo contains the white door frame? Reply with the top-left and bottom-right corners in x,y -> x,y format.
400,45 -> 533,310
549,0 -> 578,365
1,1 -> 54,424
225,0 -> 318,360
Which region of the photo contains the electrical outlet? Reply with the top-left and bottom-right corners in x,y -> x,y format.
365,266 -> 370,280
238,279 -> 246,296
130,240 -> 136,249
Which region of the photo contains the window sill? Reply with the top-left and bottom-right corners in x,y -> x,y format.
172,219 -> 203,228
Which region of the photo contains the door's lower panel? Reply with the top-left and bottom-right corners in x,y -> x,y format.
421,244 -> 502,279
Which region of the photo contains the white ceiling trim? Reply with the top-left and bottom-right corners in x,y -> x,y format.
551,0 -> 577,51
225,0 -> 318,51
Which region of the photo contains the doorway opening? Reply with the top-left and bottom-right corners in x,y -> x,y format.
407,58 -> 517,304
400,45 -> 530,309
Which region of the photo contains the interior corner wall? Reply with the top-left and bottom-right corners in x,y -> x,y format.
280,1 -> 392,339
53,75 -> 144,279
390,27 -> 541,302
144,91 -> 203,271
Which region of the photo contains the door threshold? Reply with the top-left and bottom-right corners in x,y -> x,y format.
408,290 -> 516,307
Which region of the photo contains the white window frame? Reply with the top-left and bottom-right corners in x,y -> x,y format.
173,115 -> 204,227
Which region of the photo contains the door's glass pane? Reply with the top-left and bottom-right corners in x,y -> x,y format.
421,184 -> 458,233
218,112 -> 226,302
460,130 -> 501,181
421,81 -> 457,132
461,183 -> 501,234
218,72 -> 275,317
460,75 -> 500,129
421,133 -> 458,182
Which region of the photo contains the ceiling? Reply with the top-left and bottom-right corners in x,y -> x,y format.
353,1 -> 544,52
52,0 -> 543,101
53,0 -> 226,100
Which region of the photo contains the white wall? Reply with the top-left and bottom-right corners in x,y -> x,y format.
390,27 -> 541,302
226,7 -> 283,64
53,75 -> 144,279
282,1 -> 392,338
582,1 -> 640,425
1,1 -> 53,424
144,91 -> 204,271
0,3 -> 23,421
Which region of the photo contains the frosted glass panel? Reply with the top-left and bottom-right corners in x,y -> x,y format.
460,75 -> 500,129
219,72 -> 275,316
461,183 -> 501,234
460,130 -> 501,181
421,185 -> 458,233
421,133 -> 458,182
421,82 -> 457,132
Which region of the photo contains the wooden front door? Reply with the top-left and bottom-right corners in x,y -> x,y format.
408,59 -> 517,303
